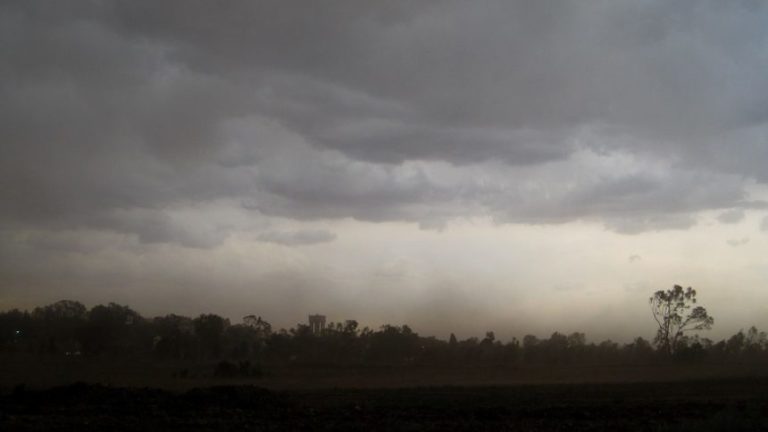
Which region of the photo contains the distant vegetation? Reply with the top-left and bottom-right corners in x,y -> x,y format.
0,290 -> 765,367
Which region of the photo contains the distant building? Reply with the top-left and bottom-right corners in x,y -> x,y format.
308,314 -> 326,334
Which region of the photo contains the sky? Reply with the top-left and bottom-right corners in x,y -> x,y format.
1,1 -> 768,342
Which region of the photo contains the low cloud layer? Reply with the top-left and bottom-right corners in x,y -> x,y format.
257,230 -> 337,246
718,210 -> 747,225
2,1 -> 768,247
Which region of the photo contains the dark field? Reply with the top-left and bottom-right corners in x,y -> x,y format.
2,363 -> 768,431
4,358 -> 768,390
2,379 -> 768,431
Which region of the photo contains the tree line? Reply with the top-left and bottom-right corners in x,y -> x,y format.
0,295 -> 764,367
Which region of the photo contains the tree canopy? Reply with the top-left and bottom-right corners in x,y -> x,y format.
649,285 -> 714,355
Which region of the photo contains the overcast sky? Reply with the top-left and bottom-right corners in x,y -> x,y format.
2,1 -> 768,341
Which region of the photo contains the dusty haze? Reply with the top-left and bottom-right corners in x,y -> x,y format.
1,1 -> 768,342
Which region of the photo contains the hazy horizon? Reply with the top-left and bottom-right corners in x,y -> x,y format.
2,1 -> 768,344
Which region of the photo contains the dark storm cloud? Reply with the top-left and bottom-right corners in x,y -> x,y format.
487,167 -> 748,232
256,230 -> 337,246
2,0 -> 768,245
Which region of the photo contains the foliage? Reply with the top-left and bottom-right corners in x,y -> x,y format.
1,294 -> 762,368
649,285 -> 714,355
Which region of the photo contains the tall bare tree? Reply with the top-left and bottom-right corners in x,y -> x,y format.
650,285 -> 714,355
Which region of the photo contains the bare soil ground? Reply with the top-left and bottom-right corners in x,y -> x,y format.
2,360 -> 768,430
2,378 -> 768,431
2,358 -> 768,391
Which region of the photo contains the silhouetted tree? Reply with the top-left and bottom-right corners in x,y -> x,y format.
240,315 -> 272,359
243,315 -> 272,338
522,334 -> 539,363
33,300 -> 87,321
193,314 -> 229,359
623,337 -> 654,363
650,285 -> 714,355
7,299 -> 768,369
342,320 -> 358,335
152,314 -> 195,359
0,309 -> 31,352
79,303 -> 147,356
32,300 -> 87,355
366,325 -> 420,364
